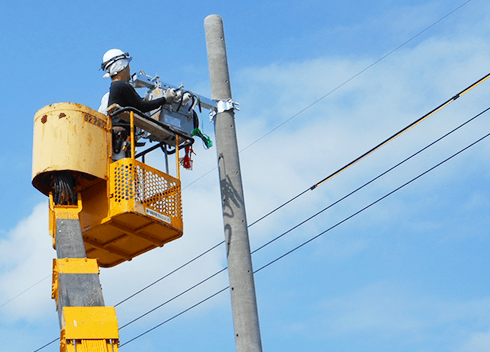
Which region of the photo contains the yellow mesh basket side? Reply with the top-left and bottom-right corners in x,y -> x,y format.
109,159 -> 182,224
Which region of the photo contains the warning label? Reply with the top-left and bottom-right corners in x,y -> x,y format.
146,208 -> 171,224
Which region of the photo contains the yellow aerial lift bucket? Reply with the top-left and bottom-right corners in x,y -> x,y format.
33,103 -> 185,267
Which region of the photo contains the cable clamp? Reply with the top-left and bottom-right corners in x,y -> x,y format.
209,99 -> 240,122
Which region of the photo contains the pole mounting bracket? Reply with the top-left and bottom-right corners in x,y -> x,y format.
209,99 -> 240,122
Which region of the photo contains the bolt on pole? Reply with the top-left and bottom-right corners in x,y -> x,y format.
205,14 -> 263,352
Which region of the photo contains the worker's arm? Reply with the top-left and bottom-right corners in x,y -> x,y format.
109,81 -> 174,113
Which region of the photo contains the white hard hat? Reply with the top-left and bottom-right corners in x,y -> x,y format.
101,49 -> 132,78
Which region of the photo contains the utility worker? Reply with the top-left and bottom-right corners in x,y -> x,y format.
99,49 -> 178,159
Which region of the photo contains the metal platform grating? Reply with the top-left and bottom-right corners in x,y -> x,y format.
113,164 -> 135,202
112,159 -> 182,220
133,164 -> 181,218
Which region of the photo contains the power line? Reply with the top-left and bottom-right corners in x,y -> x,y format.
239,0 -> 474,153
244,70 -> 490,233
0,274 -> 50,309
120,113 -> 490,348
183,0 -> 473,190
114,241 -> 224,307
33,338 -> 58,352
119,286 -> 230,348
118,268 -> 228,329
28,70 -> 490,352
310,71 -> 490,190
34,90 -> 490,351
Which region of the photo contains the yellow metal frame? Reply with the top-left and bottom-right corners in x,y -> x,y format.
62,307 -> 119,339
80,158 -> 183,267
32,103 -> 111,197
49,193 -> 83,248
60,307 -> 119,352
130,111 -> 136,159
108,158 -> 182,224
52,258 -> 99,302
176,134 -> 180,180
77,106 -> 184,266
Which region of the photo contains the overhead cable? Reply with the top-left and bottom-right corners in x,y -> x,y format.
310,71 -> 490,190
118,268 -> 228,329
33,338 -> 58,352
0,274 -> 50,309
240,0 -> 475,153
114,241 -> 224,307
119,287 -> 229,348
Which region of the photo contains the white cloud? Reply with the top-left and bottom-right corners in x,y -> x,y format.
0,202 -> 53,321
459,327 -> 490,352
317,281 -> 490,347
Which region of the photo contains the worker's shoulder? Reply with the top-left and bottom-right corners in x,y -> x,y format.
111,80 -> 133,90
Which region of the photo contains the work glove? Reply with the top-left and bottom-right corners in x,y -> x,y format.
163,88 -> 177,103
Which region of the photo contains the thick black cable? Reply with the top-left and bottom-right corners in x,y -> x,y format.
310,72 -> 490,190
120,119 -> 490,348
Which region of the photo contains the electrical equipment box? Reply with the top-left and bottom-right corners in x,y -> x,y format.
145,87 -> 198,138
131,72 -> 203,143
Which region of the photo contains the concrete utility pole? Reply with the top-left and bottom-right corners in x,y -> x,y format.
205,15 -> 263,352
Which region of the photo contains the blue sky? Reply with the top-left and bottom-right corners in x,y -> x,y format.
2,0 -> 490,351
